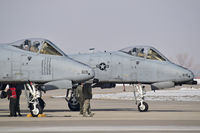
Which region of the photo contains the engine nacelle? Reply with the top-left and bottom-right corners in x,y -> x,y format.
93,83 -> 116,89
43,80 -> 72,91
184,80 -> 198,85
151,81 -> 175,90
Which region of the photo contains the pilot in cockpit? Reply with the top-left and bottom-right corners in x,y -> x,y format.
23,40 -> 31,51
137,48 -> 145,58
30,41 -> 40,53
129,48 -> 137,56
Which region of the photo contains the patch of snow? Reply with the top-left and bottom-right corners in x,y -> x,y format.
194,78 -> 200,84
52,88 -> 200,101
93,88 -> 200,101
116,84 -> 131,86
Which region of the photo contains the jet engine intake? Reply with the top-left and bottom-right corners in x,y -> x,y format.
183,80 -> 197,85
93,83 -> 116,89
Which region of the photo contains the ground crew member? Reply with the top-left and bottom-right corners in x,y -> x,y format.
7,84 -> 17,117
82,83 -> 94,117
16,85 -> 22,116
77,83 -> 84,115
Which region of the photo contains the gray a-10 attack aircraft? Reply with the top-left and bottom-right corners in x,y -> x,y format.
68,46 -> 197,112
0,38 -> 94,116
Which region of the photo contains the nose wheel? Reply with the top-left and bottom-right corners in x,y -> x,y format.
29,102 -> 42,117
24,82 -> 45,117
138,101 -> 149,112
133,84 -> 149,112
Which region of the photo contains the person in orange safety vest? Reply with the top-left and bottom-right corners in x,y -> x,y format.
7,84 -> 17,117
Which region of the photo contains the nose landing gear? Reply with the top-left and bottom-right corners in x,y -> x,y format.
24,82 -> 45,117
133,84 -> 149,112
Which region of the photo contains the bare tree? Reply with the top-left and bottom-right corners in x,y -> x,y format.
175,53 -> 194,69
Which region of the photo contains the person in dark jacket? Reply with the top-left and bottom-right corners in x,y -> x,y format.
77,83 -> 84,115
82,83 -> 94,117
7,84 -> 17,117
16,84 -> 22,116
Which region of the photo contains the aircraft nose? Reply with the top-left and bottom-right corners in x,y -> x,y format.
187,70 -> 194,80
179,67 -> 194,82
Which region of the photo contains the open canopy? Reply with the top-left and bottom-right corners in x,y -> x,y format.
10,38 -> 65,56
119,46 -> 169,61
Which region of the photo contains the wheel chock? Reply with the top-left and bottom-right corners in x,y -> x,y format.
38,114 -> 46,117
27,113 -> 46,117
27,114 -> 32,117
42,114 -> 46,117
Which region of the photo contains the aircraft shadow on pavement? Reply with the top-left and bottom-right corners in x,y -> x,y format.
0,108 -> 198,113
92,108 -> 136,111
0,115 -> 12,117
0,109 -> 199,117
44,109 -> 70,113
92,108 -> 200,112
0,109 -> 8,111
149,110 -> 199,112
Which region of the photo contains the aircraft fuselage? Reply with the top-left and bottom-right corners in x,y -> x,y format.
70,50 -> 194,85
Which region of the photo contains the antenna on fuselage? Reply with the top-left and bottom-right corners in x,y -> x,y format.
89,48 -> 95,53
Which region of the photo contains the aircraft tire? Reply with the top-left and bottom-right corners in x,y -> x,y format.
138,102 -> 148,112
29,103 -> 42,117
38,98 -> 45,112
68,97 -> 80,111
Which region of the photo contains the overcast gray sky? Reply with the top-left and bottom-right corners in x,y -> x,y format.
0,0 -> 199,65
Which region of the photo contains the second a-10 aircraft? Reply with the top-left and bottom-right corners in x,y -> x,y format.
68,45 -> 197,112
0,38 -> 197,116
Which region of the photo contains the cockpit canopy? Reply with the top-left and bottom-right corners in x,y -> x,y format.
10,38 -> 64,56
119,46 -> 168,61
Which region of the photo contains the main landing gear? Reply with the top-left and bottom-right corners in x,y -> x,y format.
65,84 -> 149,112
133,84 -> 149,112
65,87 -> 80,111
24,82 -> 45,117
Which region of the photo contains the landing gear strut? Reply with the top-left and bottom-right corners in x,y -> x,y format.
24,82 -> 45,117
65,87 -> 80,111
133,84 -> 149,112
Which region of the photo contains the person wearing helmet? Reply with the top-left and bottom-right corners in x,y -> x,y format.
23,40 -> 31,51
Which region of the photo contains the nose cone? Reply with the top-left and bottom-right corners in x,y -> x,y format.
187,70 -> 194,80
177,66 -> 194,83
